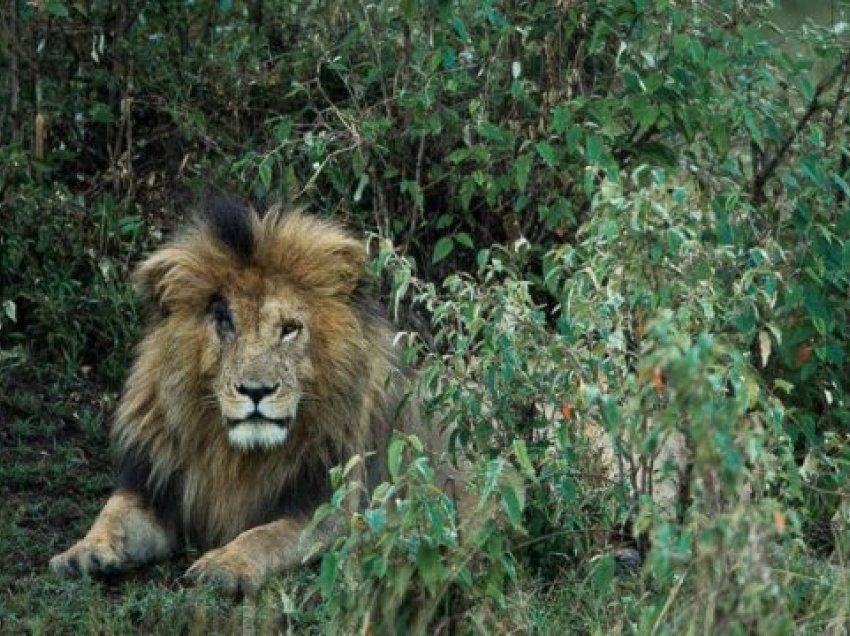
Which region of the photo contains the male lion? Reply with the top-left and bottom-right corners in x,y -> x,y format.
50,199 -> 436,595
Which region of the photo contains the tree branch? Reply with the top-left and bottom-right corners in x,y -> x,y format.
752,47 -> 850,204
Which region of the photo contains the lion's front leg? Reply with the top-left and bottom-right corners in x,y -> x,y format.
50,490 -> 175,577
186,515 -> 342,596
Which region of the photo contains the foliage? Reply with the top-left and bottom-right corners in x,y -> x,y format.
1,166 -> 149,383
313,434 -> 525,633
2,0 -> 850,633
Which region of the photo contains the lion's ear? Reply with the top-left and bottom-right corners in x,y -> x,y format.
326,240 -> 368,297
334,240 -> 366,295
133,247 -> 213,311
260,209 -> 370,298
133,249 -> 178,309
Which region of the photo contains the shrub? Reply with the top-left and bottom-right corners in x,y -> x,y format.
2,0 -> 850,632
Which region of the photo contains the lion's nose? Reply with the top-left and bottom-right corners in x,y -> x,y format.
235,382 -> 280,405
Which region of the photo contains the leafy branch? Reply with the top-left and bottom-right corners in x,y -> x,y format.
751,47 -> 850,204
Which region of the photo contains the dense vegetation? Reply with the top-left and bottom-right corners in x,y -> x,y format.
2,0 -> 849,633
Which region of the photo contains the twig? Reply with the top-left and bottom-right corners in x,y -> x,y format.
514,527 -> 589,550
359,1 -> 392,120
294,144 -> 361,199
801,481 -> 850,500
651,570 -> 688,636
0,395 -> 35,418
9,3 -> 20,145
826,50 -> 850,147
410,135 -> 426,233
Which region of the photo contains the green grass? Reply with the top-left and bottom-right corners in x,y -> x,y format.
526,561 -> 850,636
0,372 -> 331,635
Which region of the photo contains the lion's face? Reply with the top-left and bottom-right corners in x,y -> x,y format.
133,202 -> 371,456
205,281 -> 315,452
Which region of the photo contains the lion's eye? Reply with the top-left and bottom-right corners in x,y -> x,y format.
209,296 -> 235,338
280,320 -> 302,341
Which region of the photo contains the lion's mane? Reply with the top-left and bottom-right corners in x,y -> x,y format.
112,201 -> 404,548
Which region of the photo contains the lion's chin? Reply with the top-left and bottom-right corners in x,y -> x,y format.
227,421 -> 289,451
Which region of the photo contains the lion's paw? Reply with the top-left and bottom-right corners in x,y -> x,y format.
49,540 -> 125,577
186,547 -> 263,596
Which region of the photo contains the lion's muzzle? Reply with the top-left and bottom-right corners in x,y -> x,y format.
221,380 -> 299,451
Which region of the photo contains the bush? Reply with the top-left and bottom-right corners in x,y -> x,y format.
2,0 -> 850,632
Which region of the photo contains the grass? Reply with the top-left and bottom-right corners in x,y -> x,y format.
1,373 -> 231,634
0,365 -> 334,635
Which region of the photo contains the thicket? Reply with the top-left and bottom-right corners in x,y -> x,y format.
2,0 -> 850,633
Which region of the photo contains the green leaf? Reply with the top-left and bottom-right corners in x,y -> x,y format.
833,174 -> 850,199
476,248 -> 490,271
417,543 -> 445,593
45,0 -> 69,17
387,436 -> 404,481
799,76 -> 814,103
600,396 -> 620,428
353,173 -> 369,203
371,482 -> 394,505
499,477 -> 525,528
552,105 -> 571,134
2,300 -> 17,323
535,141 -> 557,168
447,148 -> 469,163
412,456 -> 434,481
425,499 -> 447,541
585,135 -> 603,163
478,121 -> 511,144
328,465 -> 342,489
711,121 -> 729,158
273,118 -> 293,142
455,232 -> 474,249
88,103 -> 114,124
451,16 -> 470,43
800,156 -> 826,187
460,179 -> 475,211
363,553 -> 388,579
435,213 -> 454,230
481,458 -> 504,502
400,0 -> 415,22
743,108 -> 763,150
258,156 -> 273,190
590,555 -> 616,593
319,552 -> 337,598
364,508 -> 386,533
401,179 -> 424,209
515,153 -> 532,192
118,215 -> 144,238
512,439 -> 534,477
433,236 -> 455,264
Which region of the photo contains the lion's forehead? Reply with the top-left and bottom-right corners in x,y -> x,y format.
222,333 -> 298,364
256,295 -> 306,320
226,288 -> 308,330
218,296 -> 308,381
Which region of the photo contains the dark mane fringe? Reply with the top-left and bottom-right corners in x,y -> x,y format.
115,443 -> 185,540
200,197 -> 257,263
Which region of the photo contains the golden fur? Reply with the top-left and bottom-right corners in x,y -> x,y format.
50,200 -> 428,595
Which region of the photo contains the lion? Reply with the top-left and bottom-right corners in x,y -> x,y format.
49,199 -> 443,595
